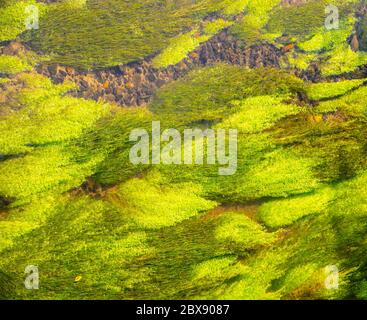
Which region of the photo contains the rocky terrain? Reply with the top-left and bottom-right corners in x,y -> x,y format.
8,0 -> 367,107
35,31 -> 283,106
2,0 -> 367,108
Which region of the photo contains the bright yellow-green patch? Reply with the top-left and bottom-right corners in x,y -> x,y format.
298,23 -> 353,52
222,0 -> 249,15
321,45 -> 367,76
215,212 -> 277,250
114,171 -> 216,229
258,188 -> 333,228
306,79 -> 365,101
153,18 -> 232,68
219,95 -> 300,133
192,256 -> 238,280
152,30 -> 210,68
0,73 -> 110,154
287,52 -> 317,70
0,55 -> 32,75
0,145 -> 102,201
315,84 -> 367,115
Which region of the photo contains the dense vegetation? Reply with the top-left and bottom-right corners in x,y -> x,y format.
1,0 -> 367,300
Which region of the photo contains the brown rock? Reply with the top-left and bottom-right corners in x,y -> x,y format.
2,42 -> 26,56
35,30 -> 284,108
65,66 -> 75,76
351,34 -> 359,52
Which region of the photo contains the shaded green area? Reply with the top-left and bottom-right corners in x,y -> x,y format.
359,13 -> 367,51
267,0 -> 358,40
71,107 -> 153,185
24,0 -> 238,69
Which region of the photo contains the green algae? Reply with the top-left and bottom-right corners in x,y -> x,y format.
1,0 -> 367,301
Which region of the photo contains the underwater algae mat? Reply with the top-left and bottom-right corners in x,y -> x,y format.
1,0 -> 367,300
